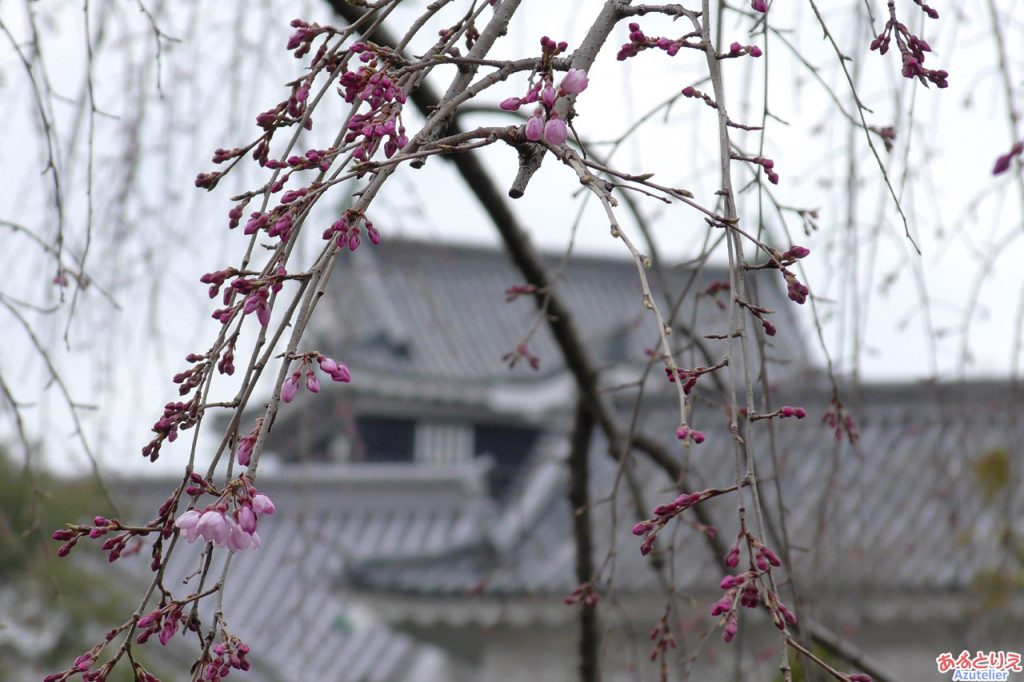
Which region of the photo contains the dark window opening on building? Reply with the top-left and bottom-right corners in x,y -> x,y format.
352,415 -> 415,462
474,423 -> 540,498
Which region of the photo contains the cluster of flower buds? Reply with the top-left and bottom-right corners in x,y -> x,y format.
665,359 -> 727,395
563,581 -> 600,607
205,266 -> 289,328
143,399 -> 200,461
265,147 -> 333,172
711,573 -> 758,642
175,476 -> 275,552
499,38 -> 587,146
340,43 -> 409,161
993,141 -> 1023,176
766,590 -> 799,630
616,22 -> 700,61
713,534 -> 793,643
52,515 -> 140,563
44,642 -> 107,682
747,404 -> 808,422
726,41 -> 763,58
782,269 -> 809,305
281,353 -> 352,404
136,605 -> 186,646
870,2 -> 948,88
675,424 -> 706,445
323,209 -> 380,251
201,635 -> 252,680
648,607 -> 678,663
823,399 -> 859,444
502,342 -> 541,371
286,18 -> 339,59
633,489 -> 715,555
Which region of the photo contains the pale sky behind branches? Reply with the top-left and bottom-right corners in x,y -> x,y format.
0,0 -> 1022,474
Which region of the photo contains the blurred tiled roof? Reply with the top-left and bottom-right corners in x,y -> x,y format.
315,239 -> 811,387
343,382 -> 1024,613
117,464 -> 493,681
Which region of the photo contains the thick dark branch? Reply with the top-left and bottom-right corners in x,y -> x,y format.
327,7 -> 895,680
568,397 -> 598,682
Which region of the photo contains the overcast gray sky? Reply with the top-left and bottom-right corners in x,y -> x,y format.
1,0 -> 1022,474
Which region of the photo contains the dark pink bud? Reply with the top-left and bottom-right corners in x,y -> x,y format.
499,97 -> 522,111
751,0 -> 767,11
330,363 -> 351,383
281,373 -> 300,403
306,371 -> 321,393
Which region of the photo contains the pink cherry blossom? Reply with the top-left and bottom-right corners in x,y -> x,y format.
175,510 -> 202,542
196,510 -> 228,544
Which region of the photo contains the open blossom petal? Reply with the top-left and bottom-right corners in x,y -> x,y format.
175,510 -> 202,542
559,68 -> 589,94
226,517 -> 253,551
196,510 -> 227,544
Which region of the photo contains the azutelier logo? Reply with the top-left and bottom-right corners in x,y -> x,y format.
936,652 -> 1022,681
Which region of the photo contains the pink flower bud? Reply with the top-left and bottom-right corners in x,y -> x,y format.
306,371 -> 321,393
751,0 -> 767,11
237,437 -> 253,466
281,373 -> 300,403
544,117 -> 568,145
541,84 -> 557,107
331,363 -> 351,383
238,506 -> 257,534
499,97 -> 522,111
525,113 -> 545,142
252,493 -> 276,516
559,68 -> 589,94
318,356 -> 338,374
720,574 -> 744,589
